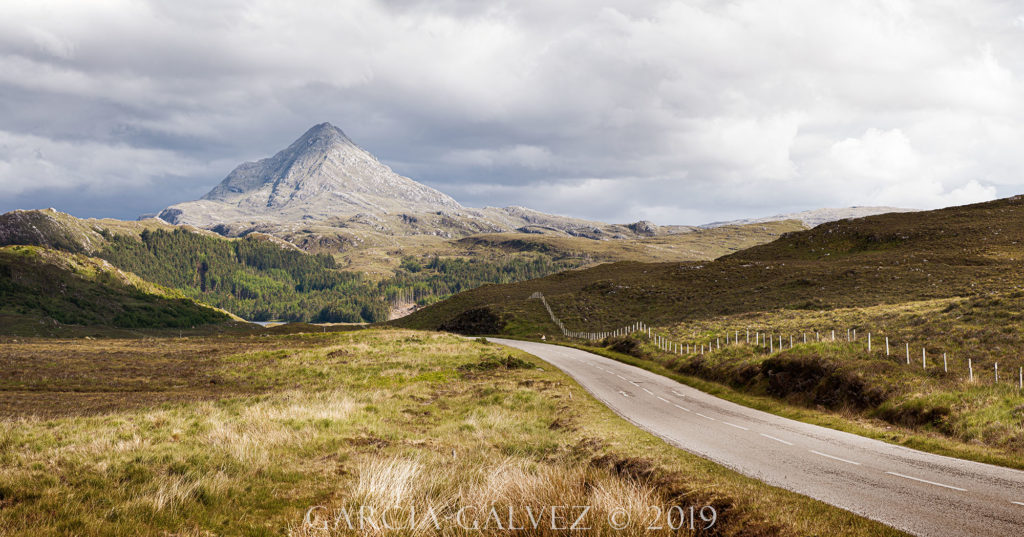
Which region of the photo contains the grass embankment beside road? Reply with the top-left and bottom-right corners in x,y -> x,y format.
564,296 -> 1024,470
0,329 -> 904,536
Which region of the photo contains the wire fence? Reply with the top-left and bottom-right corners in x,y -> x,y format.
530,292 -> 1024,389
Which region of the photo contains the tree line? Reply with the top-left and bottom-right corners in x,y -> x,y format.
96,229 -> 583,323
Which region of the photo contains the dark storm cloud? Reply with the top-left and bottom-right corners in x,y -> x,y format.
2,0 -> 1023,223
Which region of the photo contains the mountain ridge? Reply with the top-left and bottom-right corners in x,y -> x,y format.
157,122 -> 913,241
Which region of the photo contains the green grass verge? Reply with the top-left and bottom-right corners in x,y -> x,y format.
553,340 -> 1024,471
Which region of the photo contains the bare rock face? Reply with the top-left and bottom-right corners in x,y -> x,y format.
159,123 -> 462,226
626,220 -> 659,235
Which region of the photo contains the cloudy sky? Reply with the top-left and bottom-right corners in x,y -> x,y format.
2,0 -> 1023,225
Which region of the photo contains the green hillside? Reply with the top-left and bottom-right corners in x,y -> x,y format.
395,195 -> 1024,464
0,209 -> 803,323
397,195 -> 1024,335
0,245 -> 232,333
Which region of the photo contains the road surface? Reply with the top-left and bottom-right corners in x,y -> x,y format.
491,338 -> 1024,537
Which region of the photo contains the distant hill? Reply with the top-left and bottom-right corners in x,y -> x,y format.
700,206 -> 916,228
395,195 -> 1024,335
157,122 -> 862,248
0,208 -> 804,322
0,245 -> 234,334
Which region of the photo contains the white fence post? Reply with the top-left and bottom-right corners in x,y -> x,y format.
969,358 -> 974,382
922,348 -> 927,369
868,333 -> 871,352
803,333 -> 807,344
885,336 -> 889,356
853,329 -> 857,341
832,330 -> 835,341
995,362 -> 999,383
905,343 -> 910,365
943,353 -> 947,373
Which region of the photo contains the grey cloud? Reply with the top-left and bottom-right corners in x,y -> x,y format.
1,0 -> 1022,223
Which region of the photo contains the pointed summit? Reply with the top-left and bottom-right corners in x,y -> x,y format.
160,123 -> 461,225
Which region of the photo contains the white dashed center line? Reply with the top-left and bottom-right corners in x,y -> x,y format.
657,396 -> 670,403
673,404 -> 691,412
696,413 -> 717,421
723,422 -> 749,431
759,433 -> 794,446
641,387 -> 653,395
885,472 -> 967,492
810,450 -> 861,465
1011,501 -> 1024,507
617,375 -> 627,381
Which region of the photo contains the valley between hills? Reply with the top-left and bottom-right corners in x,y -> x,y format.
3,123 -> 1020,537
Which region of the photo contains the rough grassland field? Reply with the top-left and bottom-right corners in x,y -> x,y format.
0,329 -> 904,536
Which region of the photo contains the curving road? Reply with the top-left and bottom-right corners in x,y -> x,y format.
492,338 -> 1024,537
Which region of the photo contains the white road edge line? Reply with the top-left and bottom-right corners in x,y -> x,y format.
885,471 -> 967,492
810,450 -> 861,465
672,404 -> 691,412
760,433 -> 793,446
671,390 -> 686,397
723,422 -> 749,431
696,413 -> 717,421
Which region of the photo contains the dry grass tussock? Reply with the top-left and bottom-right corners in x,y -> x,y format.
293,455 -> 688,537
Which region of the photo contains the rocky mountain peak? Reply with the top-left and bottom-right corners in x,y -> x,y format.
160,122 -> 462,226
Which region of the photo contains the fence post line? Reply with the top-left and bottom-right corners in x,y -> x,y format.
906,343 -> 910,365
995,362 -> 999,383
922,348 -> 927,369
853,329 -> 857,341
832,330 -> 835,341
803,333 -> 807,344
1019,366 -> 1022,390
885,336 -> 889,356
943,353 -> 947,373
868,333 -> 871,352
790,335 -> 793,348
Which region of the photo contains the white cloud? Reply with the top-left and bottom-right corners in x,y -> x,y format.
0,130 -> 208,195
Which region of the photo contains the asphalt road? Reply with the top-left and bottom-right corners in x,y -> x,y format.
491,338 -> 1024,537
